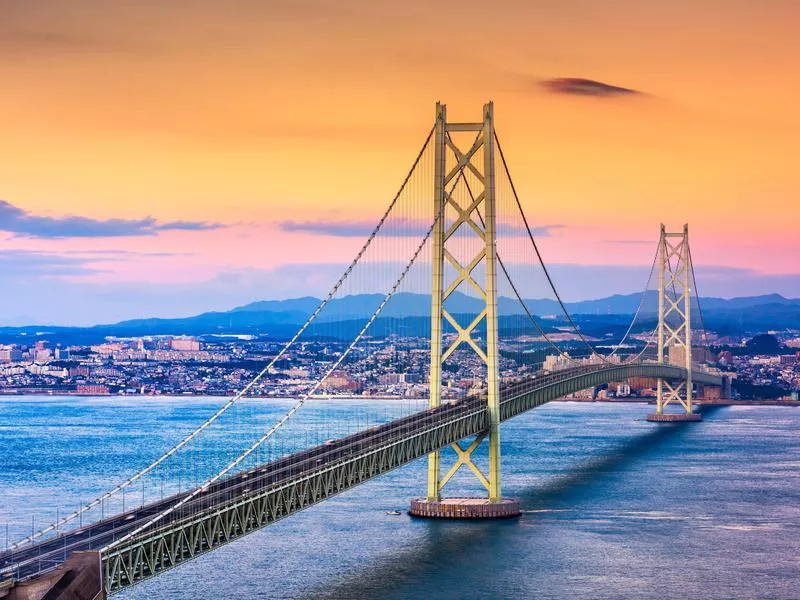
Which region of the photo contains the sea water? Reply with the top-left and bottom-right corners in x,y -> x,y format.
1,397 -> 798,599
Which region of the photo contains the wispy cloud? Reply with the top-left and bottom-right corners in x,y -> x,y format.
276,219 -> 564,238
153,220 -> 220,232
59,249 -> 189,259
0,200 -> 223,239
276,219 -> 426,237
600,239 -> 652,245
540,77 -> 643,98
504,223 -> 564,237
0,249 -> 102,278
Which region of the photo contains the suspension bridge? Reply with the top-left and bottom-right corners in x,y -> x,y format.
0,103 -> 725,599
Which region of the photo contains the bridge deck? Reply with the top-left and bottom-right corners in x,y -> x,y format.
0,363 -> 721,594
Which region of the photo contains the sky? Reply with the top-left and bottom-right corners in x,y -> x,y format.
1,0 -> 798,326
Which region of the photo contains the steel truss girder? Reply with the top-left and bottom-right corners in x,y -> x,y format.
497,364 -> 719,421
100,363 -> 721,595
103,406 -> 489,594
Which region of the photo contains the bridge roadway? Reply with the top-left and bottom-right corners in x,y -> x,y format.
0,363 -> 722,594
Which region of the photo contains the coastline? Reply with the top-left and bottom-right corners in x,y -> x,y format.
1,389 -> 797,407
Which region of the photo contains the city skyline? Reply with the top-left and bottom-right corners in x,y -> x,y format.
1,1 -> 799,325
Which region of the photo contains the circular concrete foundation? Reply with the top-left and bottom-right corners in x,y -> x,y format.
646,412 -> 702,423
409,497 -> 521,519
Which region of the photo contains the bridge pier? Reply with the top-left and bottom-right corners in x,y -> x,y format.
646,412 -> 702,423
409,497 -> 520,519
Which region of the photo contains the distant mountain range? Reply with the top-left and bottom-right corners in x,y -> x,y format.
0,292 -> 798,345
231,291 -> 800,319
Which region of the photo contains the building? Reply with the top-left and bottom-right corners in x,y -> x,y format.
170,337 -> 201,352
668,345 -> 713,367
26,364 -> 67,377
718,350 -> 733,366
565,388 -> 594,400
34,348 -> 53,362
93,367 -> 122,377
76,384 -> 110,395
628,376 -> 658,392
322,371 -> 360,392
284,367 -> 310,379
0,346 -> 23,363
543,354 -> 571,372
699,386 -> 722,400
91,343 -> 125,356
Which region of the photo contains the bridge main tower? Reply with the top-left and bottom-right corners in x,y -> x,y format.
647,224 -> 702,422
410,102 -> 520,518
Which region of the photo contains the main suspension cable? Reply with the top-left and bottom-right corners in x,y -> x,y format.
687,244 -> 709,349
605,242 -> 659,357
12,125 -> 435,550
494,131 -> 657,364
101,132 -> 480,553
103,175 -> 449,554
478,192 -> 656,366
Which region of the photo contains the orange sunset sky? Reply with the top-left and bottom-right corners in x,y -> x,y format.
0,0 -> 798,325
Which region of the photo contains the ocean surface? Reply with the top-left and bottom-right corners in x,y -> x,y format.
1,396 -> 799,599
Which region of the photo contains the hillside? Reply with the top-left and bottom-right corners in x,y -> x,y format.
0,292 -> 797,344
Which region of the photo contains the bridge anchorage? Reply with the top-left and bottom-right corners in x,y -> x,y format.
408,102 -> 520,519
647,225 -> 703,423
